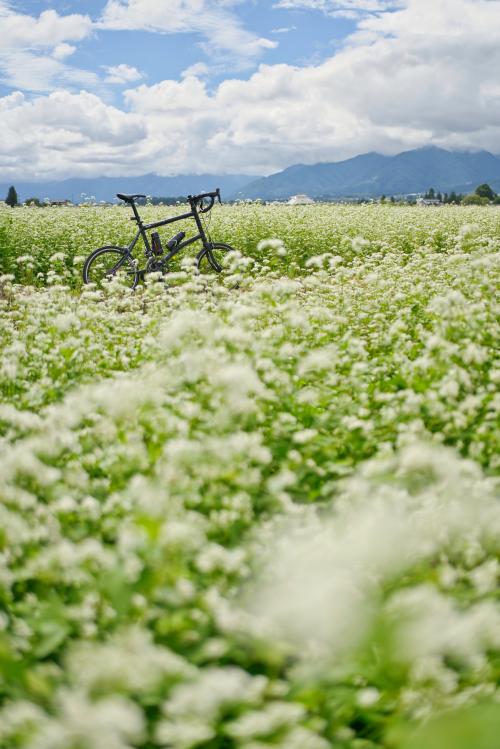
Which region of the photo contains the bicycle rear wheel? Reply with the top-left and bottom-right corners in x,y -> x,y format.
197,243 -> 236,273
83,246 -> 139,290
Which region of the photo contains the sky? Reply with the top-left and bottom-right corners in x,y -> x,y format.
0,0 -> 499,180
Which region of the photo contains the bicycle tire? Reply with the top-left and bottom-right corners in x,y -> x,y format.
82,246 -> 139,290
196,243 -> 236,273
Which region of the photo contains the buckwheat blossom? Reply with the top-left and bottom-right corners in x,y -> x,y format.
66,628 -> 195,693
248,443 -> 500,658
0,202 -> 499,748
356,688 -> 381,708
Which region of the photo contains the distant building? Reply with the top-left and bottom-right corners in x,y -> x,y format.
49,200 -> 74,207
288,194 -> 315,205
416,197 -> 441,206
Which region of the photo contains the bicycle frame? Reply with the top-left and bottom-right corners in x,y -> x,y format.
124,200 -> 211,266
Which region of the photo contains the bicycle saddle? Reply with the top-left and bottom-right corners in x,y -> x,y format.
116,193 -> 146,202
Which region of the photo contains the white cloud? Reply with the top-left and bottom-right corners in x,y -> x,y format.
0,90 -> 147,180
274,0 -> 401,14
0,6 -> 92,48
0,4 -> 93,92
52,44 -> 77,61
1,0 -> 500,179
98,0 -> 277,65
181,62 -> 210,79
120,0 -> 500,171
0,50 -> 100,93
103,64 -> 144,84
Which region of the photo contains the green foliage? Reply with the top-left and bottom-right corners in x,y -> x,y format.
444,190 -> 462,204
475,183 -> 496,201
393,703 -> 500,749
0,204 -> 499,749
5,185 -> 18,207
462,193 -> 489,205
1,201 -> 500,288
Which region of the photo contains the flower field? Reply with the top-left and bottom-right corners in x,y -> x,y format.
0,202 -> 499,748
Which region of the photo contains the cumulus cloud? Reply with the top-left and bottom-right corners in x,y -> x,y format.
181,62 -> 210,79
0,90 -> 146,180
0,5 -> 91,48
52,44 -> 77,61
103,64 -> 144,84
1,0 -> 500,178
121,0 -> 500,171
98,0 -> 277,65
0,51 -> 100,93
0,4 -> 94,92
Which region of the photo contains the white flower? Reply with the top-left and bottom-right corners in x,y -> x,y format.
292,428 -> 318,444
29,690 -> 144,749
351,236 -> 370,253
257,238 -> 286,253
50,252 -> 66,263
457,223 -> 479,239
226,701 -> 305,739
53,313 -> 80,332
356,688 -> 381,708
164,668 -> 267,722
67,628 -> 194,694
156,719 -> 214,748
248,443 -> 500,658
469,560 -> 500,595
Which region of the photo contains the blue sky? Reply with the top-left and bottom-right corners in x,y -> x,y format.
0,0 -> 356,100
1,0 -> 499,180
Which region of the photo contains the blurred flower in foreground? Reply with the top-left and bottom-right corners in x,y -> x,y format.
247,443 -> 500,664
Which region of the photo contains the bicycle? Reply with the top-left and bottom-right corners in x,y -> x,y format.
82,188 -> 236,289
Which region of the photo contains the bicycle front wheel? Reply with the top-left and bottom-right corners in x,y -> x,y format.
83,246 -> 139,290
197,243 -> 236,274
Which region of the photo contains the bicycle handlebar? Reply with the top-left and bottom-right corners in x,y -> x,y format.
188,188 -> 221,213
118,188 -> 222,222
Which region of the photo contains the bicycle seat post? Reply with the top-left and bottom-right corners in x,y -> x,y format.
116,193 -> 146,226
130,199 -> 142,225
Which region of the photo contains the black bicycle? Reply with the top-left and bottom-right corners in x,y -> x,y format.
82,188 -> 236,289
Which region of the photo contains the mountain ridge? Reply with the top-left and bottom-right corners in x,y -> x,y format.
0,173 -> 258,204
237,147 -> 500,200
2,148 -> 500,203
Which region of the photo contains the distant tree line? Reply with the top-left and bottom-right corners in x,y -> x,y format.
3,188 -> 52,207
4,183 -> 500,207
2,191 -> 190,207
430,184 -> 499,204
423,187 -> 463,204
416,184 -> 498,205
465,183 -> 500,204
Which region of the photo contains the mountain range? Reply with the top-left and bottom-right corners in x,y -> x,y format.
237,147 -> 500,200
0,174 -> 256,205
2,147 -> 500,203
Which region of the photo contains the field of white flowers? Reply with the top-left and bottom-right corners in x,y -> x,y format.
0,202 -> 499,749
